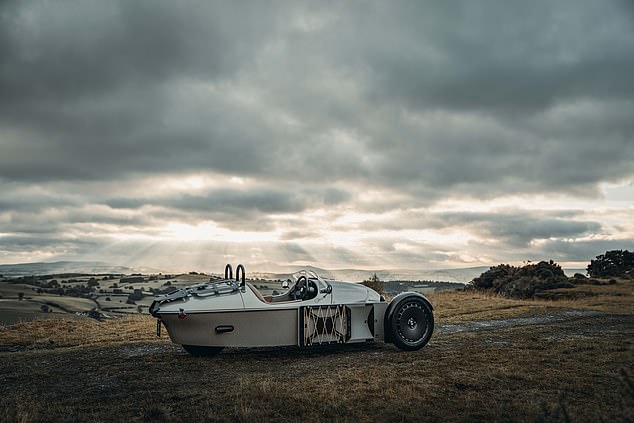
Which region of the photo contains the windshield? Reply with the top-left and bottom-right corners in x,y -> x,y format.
274,270 -> 331,300
290,270 -> 328,289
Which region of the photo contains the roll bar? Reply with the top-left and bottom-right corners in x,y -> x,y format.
224,264 -> 233,280
236,264 -> 245,287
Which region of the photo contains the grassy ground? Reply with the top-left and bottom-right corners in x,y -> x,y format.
0,280 -> 632,422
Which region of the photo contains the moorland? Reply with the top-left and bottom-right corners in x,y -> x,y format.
1,272 -> 632,422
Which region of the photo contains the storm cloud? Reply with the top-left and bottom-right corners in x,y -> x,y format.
1,0 -> 633,270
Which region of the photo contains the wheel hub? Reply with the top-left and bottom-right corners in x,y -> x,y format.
407,317 -> 417,329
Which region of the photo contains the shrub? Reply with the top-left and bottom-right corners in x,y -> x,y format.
470,264 -> 515,290
126,289 -> 144,304
587,250 -> 634,278
361,273 -> 385,295
469,261 -> 573,299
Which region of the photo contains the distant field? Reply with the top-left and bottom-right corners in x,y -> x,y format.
0,283 -> 100,324
0,273 -> 207,323
0,300 -> 66,325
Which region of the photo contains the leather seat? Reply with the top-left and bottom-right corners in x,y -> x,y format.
247,282 -> 271,303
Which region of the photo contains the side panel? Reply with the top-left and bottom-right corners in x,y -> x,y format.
372,302 -> 388,342
348,304 -> 375,342
299,303 -> 387,346
300,305 -> 351,346
161,309 -> 298,347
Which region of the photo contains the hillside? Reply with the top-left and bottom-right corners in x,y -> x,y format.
0,261 -> 488,282
0,261 -> 149,277
253,266 -> 497,283
1,278 -> 632,422
0,261 -> 588,283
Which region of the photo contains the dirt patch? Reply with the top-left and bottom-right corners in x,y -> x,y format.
439,309 -> 604,334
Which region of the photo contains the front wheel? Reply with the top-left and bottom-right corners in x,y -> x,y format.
182,345 -> 223,357
390,297 -> 434,351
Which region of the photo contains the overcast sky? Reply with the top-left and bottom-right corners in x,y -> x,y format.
1,0 -> 633,272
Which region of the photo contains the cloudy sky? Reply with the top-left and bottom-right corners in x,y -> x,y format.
1,0 -> 633,272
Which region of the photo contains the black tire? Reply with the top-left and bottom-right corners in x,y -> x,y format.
390,297 -> 434,351
182,345 -> 223,357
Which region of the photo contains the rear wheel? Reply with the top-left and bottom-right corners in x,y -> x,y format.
390,297 -> 434,351
182,345 -> 223,357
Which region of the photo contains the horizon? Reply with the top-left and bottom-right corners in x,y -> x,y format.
1,1 -> 633,270
0,258 -> 589,274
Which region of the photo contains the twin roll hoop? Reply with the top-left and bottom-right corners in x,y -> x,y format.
224,263 -> 245,287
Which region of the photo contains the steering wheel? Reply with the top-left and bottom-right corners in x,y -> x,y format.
293,276 -> 307,300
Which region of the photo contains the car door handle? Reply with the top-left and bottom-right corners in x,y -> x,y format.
215,325 -> 234,334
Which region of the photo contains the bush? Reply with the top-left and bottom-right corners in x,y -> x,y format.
587,250 -> 634,278
126,289 -> 144,304
469,261 -> 573,299
361,273 -> 385,295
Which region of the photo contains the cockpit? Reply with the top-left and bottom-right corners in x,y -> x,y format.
247,270 -> 331,303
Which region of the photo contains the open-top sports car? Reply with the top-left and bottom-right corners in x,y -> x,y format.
149,264 -> 434,356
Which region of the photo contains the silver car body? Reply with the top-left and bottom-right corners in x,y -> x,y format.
150,266 -> 433,352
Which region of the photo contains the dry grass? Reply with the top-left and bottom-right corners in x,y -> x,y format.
0,279 -> 632,422
430,277 -> 634,324
0,315 -> 158,350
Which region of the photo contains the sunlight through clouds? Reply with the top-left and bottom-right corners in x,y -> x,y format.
1,0 -> 633,271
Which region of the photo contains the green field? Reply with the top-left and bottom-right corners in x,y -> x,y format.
0,273 -> 243,323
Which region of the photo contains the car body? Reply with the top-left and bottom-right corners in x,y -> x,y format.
149,264 -> 434,356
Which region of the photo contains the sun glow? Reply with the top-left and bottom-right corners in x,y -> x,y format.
160,222 -> 280,243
